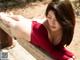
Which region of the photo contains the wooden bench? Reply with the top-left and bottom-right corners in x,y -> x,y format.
0,20 -> 54,60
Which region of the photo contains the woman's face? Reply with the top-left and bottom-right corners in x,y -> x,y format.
46,10 -> 62,32
46,10 -> 63,45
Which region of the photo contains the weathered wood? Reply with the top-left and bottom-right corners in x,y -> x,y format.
0,40 -> 36,60
0,20 -> 54,60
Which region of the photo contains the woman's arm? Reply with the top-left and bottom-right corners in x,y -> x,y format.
0,12 -> 32,42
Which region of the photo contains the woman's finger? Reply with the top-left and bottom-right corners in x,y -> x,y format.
9,14 -> 20,21
8,12 -> 21,21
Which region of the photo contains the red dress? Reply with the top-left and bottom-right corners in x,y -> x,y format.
30,21 -> 74,60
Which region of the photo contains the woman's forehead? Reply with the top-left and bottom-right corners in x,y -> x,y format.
48,10 -> 56,17
48,10 -> 55,15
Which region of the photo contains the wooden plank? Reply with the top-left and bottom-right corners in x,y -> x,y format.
1,40 -> 53,60
0,40 -> 36,60
7,40 -> 37,60
16,39 -> 53,60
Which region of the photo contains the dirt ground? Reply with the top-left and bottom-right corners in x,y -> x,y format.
5,1 -> 80,60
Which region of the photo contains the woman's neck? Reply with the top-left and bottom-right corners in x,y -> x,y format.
43,20 -> 53,42
43,20 -> 62,46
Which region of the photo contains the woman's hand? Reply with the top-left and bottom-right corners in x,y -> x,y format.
8,12 -> 30,21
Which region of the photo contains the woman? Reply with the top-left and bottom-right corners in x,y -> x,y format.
0,0 -> 75,60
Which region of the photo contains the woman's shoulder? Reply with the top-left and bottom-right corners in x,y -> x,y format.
32,17 -> 46,24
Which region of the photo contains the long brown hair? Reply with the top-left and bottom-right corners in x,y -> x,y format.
45,0 -> 75,46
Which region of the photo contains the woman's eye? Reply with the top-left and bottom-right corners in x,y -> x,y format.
47,16 -> 52,19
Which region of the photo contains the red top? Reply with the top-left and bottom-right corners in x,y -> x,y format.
30,21 -> 72,60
